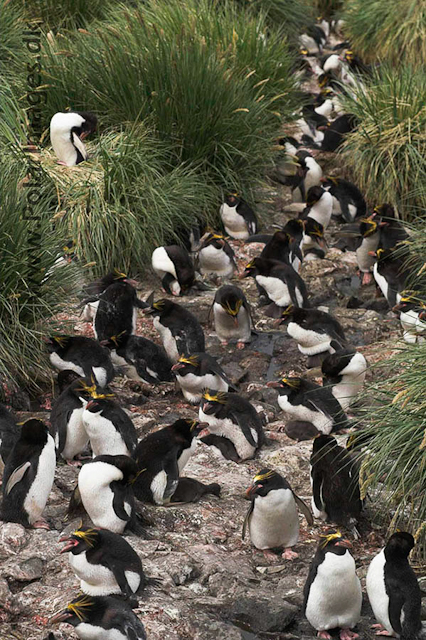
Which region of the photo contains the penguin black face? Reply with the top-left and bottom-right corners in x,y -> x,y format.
360,217 -> 378,237
85,398 -> 111,415
50,594 -> 96,626
385,531 -> 415,560
220,295 -> 243,322
304,218 -> 325,244
60,526 -> 100,554
374,203 -> 395,219
200,390 -> 227,415
306,185 -> 325,207
318,530 -> 352,553
245,468 -> 285,499
224,192 -> 240,206
46,335 -> 70,354
100,331 -> 129,350
320,175 -> 339,189
76,111 -> 97,140
143,298 -> 173,316
284,218 -> 305,240
19,419 -> 49,444
312,433 -> 337,455
267,377 -> 301,396
171,354 -> 200,376
277,304 -> 295,326
202,232 -> 227,250
321,349 -> 356,379
169,418 -> 205,440
240,259 -> 258,279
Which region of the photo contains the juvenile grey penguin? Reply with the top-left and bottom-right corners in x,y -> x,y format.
50,111 -> 97,166
220,192 -> 258,239
151,244 -> 195,296
46,335 -> 114,388
243,468 -> 313,561
321,348 -> 367,410
50,594 -> 147,639
198,389 -> 264,462
171,352 -> 236,404
211,284 -> 252,348
303,531 -> 362,640
198,231 -> 237,279
82,396 -> 138,457
1,419 -> 55,529
366,532 -> 424,639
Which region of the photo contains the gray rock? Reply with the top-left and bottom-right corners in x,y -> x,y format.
227,595 -> 298,633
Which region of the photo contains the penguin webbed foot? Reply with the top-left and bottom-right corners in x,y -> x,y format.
317,632 -> 333,639
262,549 -> 280,563
32,518 -> 50,530
339,629 -> 359,640
282,547 -> 298,560
370,625 -> 393,636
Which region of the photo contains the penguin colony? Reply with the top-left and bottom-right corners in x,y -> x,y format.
1,19 -> 425,640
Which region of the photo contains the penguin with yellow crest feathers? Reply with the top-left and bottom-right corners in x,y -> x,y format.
220,191 -> 258,240
46,335 -> 114,388
243,468 -> 313,561
211,284 -> 252,348
198,231 -> 237,279
171,352 -> 237,404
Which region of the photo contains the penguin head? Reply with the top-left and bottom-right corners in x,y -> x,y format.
318,530 -> 352,554
100,331 -> 129,350
60,526 -> 101,555
267,377 -> 301,396
224,191 -> 240,206
344,50 -> 354,63
360,217 -> 378,237
312,433 -> 337,455
284,218 -> 305,240
304,218 -> 325,245
61,240 -> 77,263
169,418 -> 206,441
245,468 -> 286,499
46,335 -> 71,354
143,298 -> 174,316
75,111 -> 97,140
373,203 -> 395,219
240,258 -> 259,279
320,175 -> 339,189
171,354 -> 201,376
50,594 -> 96,627
276,304 -> 295,326
306,186 -> 325,207
385,531 -> 415,560
94,454 -> 139,484
321,348 -> 357,383
393,292 -> 425,315
19,419 -> 49,444
76,379 -> 114,404
84,398 -> 113,416
217,287 -> 243,323
200,389 -> 228,415
201,231 -> 227,250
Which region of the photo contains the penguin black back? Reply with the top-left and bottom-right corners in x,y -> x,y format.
94,281 -> 141,342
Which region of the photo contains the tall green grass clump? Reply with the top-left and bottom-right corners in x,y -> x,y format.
21,0 -> 120,31
1,0 -> 26,83
341,65 -> 426,220
41,0 -> 298,192
341,0 -> 426,68
232,0 -> 314,37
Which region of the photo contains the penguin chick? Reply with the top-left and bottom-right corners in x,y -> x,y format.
366,532 -> 424,640
77,454 -> 138,534
170,477 -> 221,503
241,257 -> 309,311
356,217 -> 381,285
132,419 -> 204,504
321,176 -> 366,222
83,395 -> 137,458
0,404 -> 20,472
198,231 -> 236,278
211,284 -> 252,348
50,111 -> 97,166
1,419 -> 55,529
393,295 -> 426,344
50,594 -> 147,639
198,390 -> 264,461
285,307 -> 347,362
304,185 -> 333,231
102,333 -> 173,384
243,468 -> 313,560
267,377 -> 348,440
60,525 -> 150,597
302,218 -> 326,261
94,281 -> 146,342
310,434 -> 362,527
46,335 -> 114,388
303,531 -> 362,640
321,348 -> 367,411
220,192 -> 258,240
152,244 -> 195,296
373,248 -> 409,308
172,352 -> 236,404
143,298 -> 205,363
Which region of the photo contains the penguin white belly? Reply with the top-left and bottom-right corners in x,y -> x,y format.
305,550 -> 362,631
356,234 -> 379,272
299,34 -> 319,54
61,407 -> 89,461
73,624 -> 127,640
213,304 -> 251,343
91,366 -> 108,388
309,473 -> 327,519
70,553 -> 122,595
83,412 -> 130,457
199,246 -> 234,277
177,372 -> 228,404
153,317 -> 179,363
331,195 -> 341,214
220,204 -> 249,239
50,130 -> 78,166
110,350 -> 128,367
49,352 -> 85,377
82,300 -> 99,322
315,99 -> 332,117
308,197 -> 332,229
178,438 -> 197,473
79,463 -> 129,533
151,246 -> 177,279
199,409 -> 257,460
249,489 -> 299,549
23,434 -> 56,524
304,160 -> 322,191
332,378 -> 364,411
277,396 -> 332,433
150,470 -> 168,505
373,263 -> 389,301
366,550 -> 394,634
256,275 -> 291,307
287,323 -> 332,356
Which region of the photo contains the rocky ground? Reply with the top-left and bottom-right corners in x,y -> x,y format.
2,170 -> 424,640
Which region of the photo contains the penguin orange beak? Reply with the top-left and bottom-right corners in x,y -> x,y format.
85,400 -> 98,410
59,536 -> 79,553
50,610 -> 73,623
197,426 -> 210,438
245,483 -> 260,499
368,250 -> 377,257
124,278 -> 138,287
143,307 -> 156,315
335,538 -> 352,549
171,362 -> 184,372
239,270 -> 250,279
266,381 -> 282,388
79,131 -> 89,140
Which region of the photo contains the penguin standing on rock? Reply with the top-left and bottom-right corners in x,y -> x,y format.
132,419 -> 205,504
267,377 -> 348,441
366,532 -> 424,639
172,352 -> 237,404
198,232 -> 236,279
211,284 -> 252,348
94,281 -> 146,342
304,186 -> 334,231
50,111 -> 97,166
321,176 -> 366,222
46,335 -> 114,388
60,526 -> 150,597
243,468 -> 313,561
310,434 -> 362,528
220,192 -> 258,240
303,531 -> 362,640
77,454 -> 139,534
151,245 -> 195,296
144,298 -> 205,363
50,594 -> 147,639
321,348 -> 367,410
198,390 -> 264,462
82,395 -> 138,457
285,307 -> 347,367
102,333 -> 173,384
1,419 -> 55,529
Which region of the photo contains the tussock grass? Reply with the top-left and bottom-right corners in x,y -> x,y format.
233,0 -> 314,36
341,0 -> 426,68
313,0 -> 343,19
340,66 -> 426,220
1,0 -> 26,82
21,0 -> 119,30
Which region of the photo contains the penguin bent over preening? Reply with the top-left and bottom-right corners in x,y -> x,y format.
151,244 -> 195,296
50,111 -> 97,166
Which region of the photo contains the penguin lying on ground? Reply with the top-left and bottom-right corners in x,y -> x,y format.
210,284 -> 252,348
132,419 -> 204,504
321,176 -> 366,222
321,348 -> 367,410
151,244 -> 195,296
393,295 -> 426,344
82,395 -> 138,457
243,468 -> 313,561
198,389 -> 264,462
220,192 -> 258,239
372,248 -> 409,308
144,298 -> 205,363
302,218 -> 326,261
50,594 -> 147,639
102,333 -> 173,384
1,419 -> 55,529
170,477 -> 221,503
0,404 -> 20,473
303,186 -> 333,231
46,335 -> 114,388
77,454 -> 140,534
267,377 -> 348,441
366,531 -> 424,639
94,280 -> 146,342
60,525 -> 154,597
303,531 -> 362,640
198,231 -> 236,279
172,352 -> 237,404
50,111 -> 97,166
310,435 -> 362,530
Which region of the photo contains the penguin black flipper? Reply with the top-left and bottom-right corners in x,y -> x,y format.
227,408 -> 259,448
311,466 -> 324,514
242,501 -> 254,540
387,583 -> 404,635
245,234 -> 273,244
292,491 -> 314,525
199,356 -> 237,391
111,482 -> 132,522
199,434 -> 240,462
163,452 -> 180,502
307,390 -> 348,430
